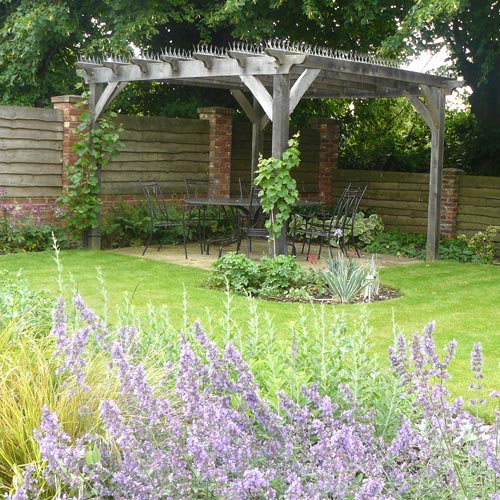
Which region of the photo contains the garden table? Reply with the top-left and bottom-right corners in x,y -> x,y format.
185,196 -> 320,257
185,197 -> 252,256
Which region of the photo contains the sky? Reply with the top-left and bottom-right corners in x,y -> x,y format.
406,47 -> 469,109
405,46 -> 449,72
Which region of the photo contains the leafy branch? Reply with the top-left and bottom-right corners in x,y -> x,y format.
59,104 -> 124,240
254,133 -> 300,240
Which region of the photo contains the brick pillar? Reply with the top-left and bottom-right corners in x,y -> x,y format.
197,107 -> 235,198
440,168 -> 463,237
51,95 -> 87,192
311,118 -> 340,205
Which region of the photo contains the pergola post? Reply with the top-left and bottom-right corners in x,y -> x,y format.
86,83 -> 106,249
409,86 -> 446,260
250,99 -> 265,181
427,88 -> 446,260
270,74 -> 291,257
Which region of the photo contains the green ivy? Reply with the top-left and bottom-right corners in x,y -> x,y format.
254,133 -> 300,240
59,103 -> 124,240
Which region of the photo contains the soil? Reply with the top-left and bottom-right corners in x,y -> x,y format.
270,285 -> 402,305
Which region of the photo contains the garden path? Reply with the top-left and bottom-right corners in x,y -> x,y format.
110,241 -> 422,270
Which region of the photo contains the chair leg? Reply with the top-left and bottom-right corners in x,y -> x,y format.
317,236 -> 324,260
182,225 -> 188,259
142,228 -> 154,256
338,238 -> 349,257
236,228 -> 244,254
305,234 -> 314,261
200,206 -> 206,254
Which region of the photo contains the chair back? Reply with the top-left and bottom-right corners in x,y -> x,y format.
330,185 -> 367,236
140,180 -> 168,222
238,178 -> 248,197
248,185 -> 264,226
184,177 -> 217,200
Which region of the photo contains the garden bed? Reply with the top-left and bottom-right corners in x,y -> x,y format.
271,284 -> 402,304
204,252 -> 403,305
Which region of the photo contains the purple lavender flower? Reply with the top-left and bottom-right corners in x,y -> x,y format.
5,465 -> 38,500
12,300 -> 500,499
73,294 -> 110,344
34,406 -> 87,490
469,342 -> 486,405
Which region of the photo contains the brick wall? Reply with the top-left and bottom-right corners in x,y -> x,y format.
51,95 -> 87,192
440,168 -> 462,237
197,107 -> 235,198
311,118 -> 340,205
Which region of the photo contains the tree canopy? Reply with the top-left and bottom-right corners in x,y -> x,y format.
0,0 -> 498,173
382,0 -> 500,174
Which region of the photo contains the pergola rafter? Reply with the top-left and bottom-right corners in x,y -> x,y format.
76,40 -> 463,259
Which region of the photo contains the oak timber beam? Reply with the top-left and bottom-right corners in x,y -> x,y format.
92,81 -> 128,123
230,90 -> 269,130
251,99 -> 265,180
271,73 -> 291,257
408,86 -> 446,260
240,75 -> 273,121
289,69 -> 320,114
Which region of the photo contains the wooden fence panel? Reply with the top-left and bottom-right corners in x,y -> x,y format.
2,102 -> 500,238
0,106 -> 63,197
333,169 -> 430,233
103,115 -> 210,196
457,175 -> 500,232
231,122 -> 320,195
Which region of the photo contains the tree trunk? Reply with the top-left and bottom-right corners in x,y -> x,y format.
468,66 -> 500,175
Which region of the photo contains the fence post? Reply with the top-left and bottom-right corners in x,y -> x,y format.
197,107 -> 235,198
311,118 -> 340,205
440,168 -> 463,237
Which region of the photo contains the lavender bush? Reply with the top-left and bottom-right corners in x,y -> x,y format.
6,295 -> 500,499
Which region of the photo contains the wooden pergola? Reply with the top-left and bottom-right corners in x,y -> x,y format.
76,40 -> 462,259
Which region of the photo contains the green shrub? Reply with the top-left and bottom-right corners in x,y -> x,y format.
321,254 -> 377,304
344,212 -> 384,247
457,226 -> 500,264
363,228 -> 427,258
0,270 -> 54,334
101,202 -> 150,249
258,255 -> 308,298
364,227 -> 499,263
203,252 -> 260,294
439,238 -> 476,262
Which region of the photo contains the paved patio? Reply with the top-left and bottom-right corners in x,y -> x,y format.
110,240 -> 422,270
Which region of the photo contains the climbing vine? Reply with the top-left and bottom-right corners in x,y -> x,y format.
59,104 -> 124,240
254,133 -> 300,240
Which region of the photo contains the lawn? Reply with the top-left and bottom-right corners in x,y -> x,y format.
1,248 -> 500,415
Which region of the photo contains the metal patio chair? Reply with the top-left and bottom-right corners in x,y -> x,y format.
140,180 -> 195,259
293,184 -> 367,259
205,206 -> 241,258
237,185 -> 269,257
184,177 -> 226,254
